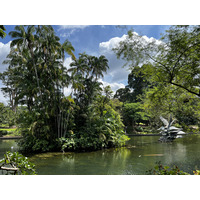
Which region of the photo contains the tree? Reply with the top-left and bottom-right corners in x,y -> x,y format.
58,53 -> 129,151
1,25 -> 129,153
122,102 -> 149,131
142,83 -> 200,128
0,103 -> 7,125
127,65 -> 151,102
114,64 -> 152,103
69,53 -> 109,131
113,26 -> 200,98
114,88 -> 131,103
1,25 -> 77,152
0,25 -> 6,38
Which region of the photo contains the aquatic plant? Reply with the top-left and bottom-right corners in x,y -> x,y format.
146,161 -> 189,175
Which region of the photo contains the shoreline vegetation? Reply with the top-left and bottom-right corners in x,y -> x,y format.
0,25 -> 200,176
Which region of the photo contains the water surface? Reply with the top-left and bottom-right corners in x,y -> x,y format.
1,135 -> 200,174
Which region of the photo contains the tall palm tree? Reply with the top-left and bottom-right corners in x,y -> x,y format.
0,25 -> 6,38
90,55 -> 109,81
9,25 -> 43,108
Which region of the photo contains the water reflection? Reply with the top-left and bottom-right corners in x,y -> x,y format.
0,140 -> 18,159
1,135 -> 200,175
29,148 -> 132,175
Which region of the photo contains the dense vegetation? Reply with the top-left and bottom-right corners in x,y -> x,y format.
1,25 -> 200,155
0,25 -> 129,153
2,25 -> 200,176
0,151 -> 36,175
147,162 -> 200,175
113,25 -> 200,133
0,25 -> 6,39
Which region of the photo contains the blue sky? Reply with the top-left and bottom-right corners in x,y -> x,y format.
0,25 -> 169,56
0,25 -> 170,103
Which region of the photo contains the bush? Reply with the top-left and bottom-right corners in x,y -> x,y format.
59,106 -> 130,152
18,132 -> 60,153
0,130 -> 8,136
193,170 -> 200,175
0,151 -> 36,175
146,162 -> 189,175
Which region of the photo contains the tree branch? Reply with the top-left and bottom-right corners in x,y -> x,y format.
170,81 -> 200,96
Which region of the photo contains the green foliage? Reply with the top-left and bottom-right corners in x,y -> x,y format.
18,132 -> 60,153
0,25 -> 6,38
113,25 -> 200,130
122,103 -> 150,130
114,65 -> 151,103
0,103 -> 17,127
0,151 -> 36,175
146,162 -> 189,175
147,162 -> 200,175
55,53 -> 129,152
59,97 -> 129,152
114,88 -> 131,103
0,130 -> 8,136
127,65 -> 151,102
142,83 -> 200,128
114,25 -> 200,100
110,98 -> 123,115
59,137 -> 76,151
193,170 -> 200,175
1,25 -> 128,154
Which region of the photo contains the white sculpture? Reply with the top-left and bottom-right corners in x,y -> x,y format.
158,115 -> 186,142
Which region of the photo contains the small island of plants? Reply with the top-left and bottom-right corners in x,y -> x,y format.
0,25 -> 129,154
1,25 -> 200,175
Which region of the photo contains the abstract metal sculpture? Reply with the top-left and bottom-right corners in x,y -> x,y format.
158,115 -> 186,142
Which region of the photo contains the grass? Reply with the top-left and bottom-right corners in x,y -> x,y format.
0,127 -> 21,137
0,128 -> 17,132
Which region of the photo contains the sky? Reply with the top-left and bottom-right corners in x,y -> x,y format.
1,0 -> 199,197
0,25 -> 171,104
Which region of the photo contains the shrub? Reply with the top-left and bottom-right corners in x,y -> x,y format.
146,162 -> 189,175
59,106 -> 130,152
0,130 -> 8,136
0,151 -> 36,175
18,132 -> 59,153
193,170 -> 200,175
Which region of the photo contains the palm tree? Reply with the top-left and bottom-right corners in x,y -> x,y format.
59,39 -> 76,137
90,55 -> 109,81
62,40 -> 76,61
0,25 -> 6,38
9,25 -> 43,108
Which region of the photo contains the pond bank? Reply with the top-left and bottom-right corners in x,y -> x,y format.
127,134 -> 162,136
0,136 -> 22,140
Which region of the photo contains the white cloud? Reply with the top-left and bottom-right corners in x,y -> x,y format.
99,31 -> 163,83
0,42 -> 11,103
0,41 -> 11,73
0,81 -> 8,104
99,79 -> 125,94
59,25 -> 90,30
64,57 -> 73,69
99,35 -> 130,83
59,25 -> 91,38
60,29 -> 77,38
64,86 -> 72,96
99,34 -> 127,52
59,25 -> 90,37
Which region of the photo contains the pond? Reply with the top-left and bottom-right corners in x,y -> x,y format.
1,135 -> 200,175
